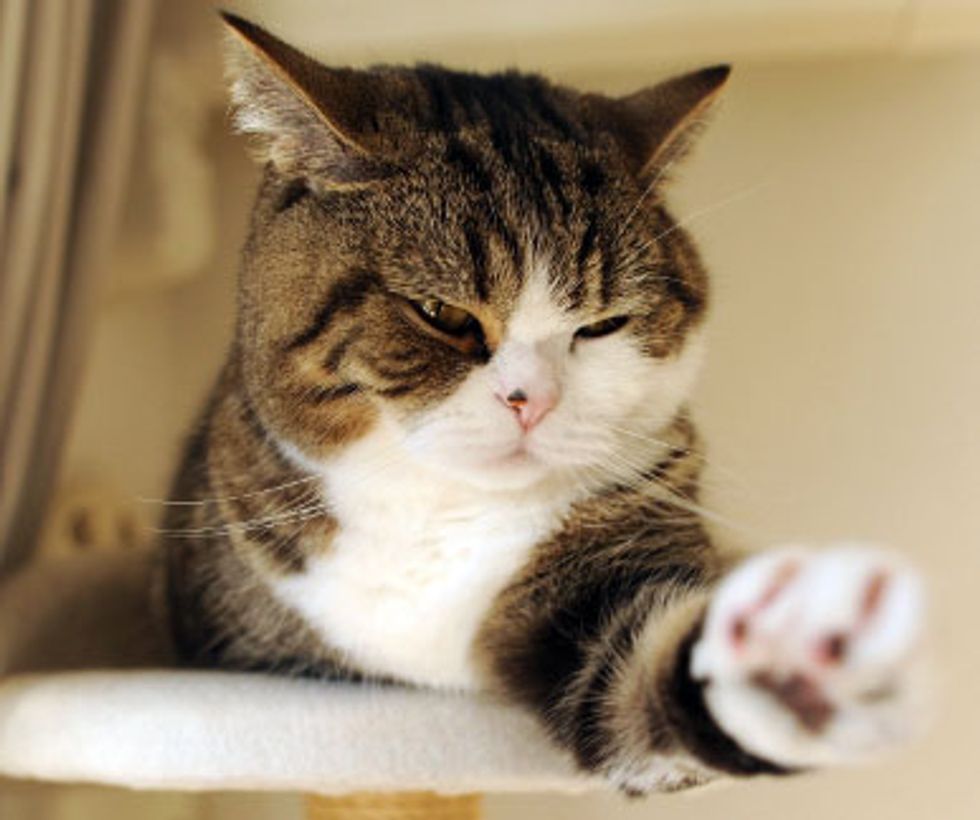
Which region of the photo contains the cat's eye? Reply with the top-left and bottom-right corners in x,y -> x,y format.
409,298 -> 482,340
574,315 -> 630,340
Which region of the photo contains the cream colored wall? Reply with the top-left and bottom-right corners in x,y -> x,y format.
486,53 -> 980,820
50,22 -> 980,820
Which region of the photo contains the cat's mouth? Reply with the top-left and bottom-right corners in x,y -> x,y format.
476,442 -> 552,485
500,442 -> 538,465
490,442 -> 533,468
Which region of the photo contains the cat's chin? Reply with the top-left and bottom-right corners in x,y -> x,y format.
426,449 -> 557,493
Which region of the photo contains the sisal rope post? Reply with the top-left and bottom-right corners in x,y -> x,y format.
306,792 -> 482,820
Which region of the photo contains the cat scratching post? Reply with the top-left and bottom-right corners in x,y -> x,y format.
306,792 -> 480,820
0,552 -> 599,804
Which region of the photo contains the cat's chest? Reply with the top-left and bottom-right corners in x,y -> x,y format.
269,443 -> 571,690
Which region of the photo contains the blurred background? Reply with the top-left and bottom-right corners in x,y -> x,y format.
1,0 -> 978,817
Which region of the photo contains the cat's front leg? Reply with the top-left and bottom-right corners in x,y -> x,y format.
692,546 -> 929,771
478,534 -> 928,794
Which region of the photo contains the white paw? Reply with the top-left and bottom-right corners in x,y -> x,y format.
691,545 -> 929,769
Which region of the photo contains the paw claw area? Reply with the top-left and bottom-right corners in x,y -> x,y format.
692,544 -> 928,768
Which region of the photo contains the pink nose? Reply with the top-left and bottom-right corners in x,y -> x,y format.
497,387 -> 558,432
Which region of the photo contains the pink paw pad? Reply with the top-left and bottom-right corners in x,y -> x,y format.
693,545 -> 927,766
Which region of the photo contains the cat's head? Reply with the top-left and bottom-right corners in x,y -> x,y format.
223,13 -> 727,493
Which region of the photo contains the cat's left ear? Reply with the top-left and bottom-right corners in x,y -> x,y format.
591,66 -> 730,184
220,12 -> 394,184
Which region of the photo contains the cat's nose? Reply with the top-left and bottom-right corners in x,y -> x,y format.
497,387 -> 558,432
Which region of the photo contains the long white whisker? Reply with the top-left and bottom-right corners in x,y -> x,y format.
649,180 -> 771,246
589,444 -> 752,532
613,154 -> 682,245
153,502 -> 333,538
138,471 -> 321,508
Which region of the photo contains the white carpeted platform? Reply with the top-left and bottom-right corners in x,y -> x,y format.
0,670 -> 596,794
0,551 -> 597,794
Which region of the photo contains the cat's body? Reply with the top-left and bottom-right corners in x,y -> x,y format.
159,14 -> 926,794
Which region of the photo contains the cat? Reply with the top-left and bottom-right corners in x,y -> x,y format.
157,12 -> 928,794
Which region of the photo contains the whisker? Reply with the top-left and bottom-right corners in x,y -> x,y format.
153,502 -> 333,539
649,180 -> 771,246
138,474 -> 321,507
582,443 -> 746,528
613,153 -> 682,246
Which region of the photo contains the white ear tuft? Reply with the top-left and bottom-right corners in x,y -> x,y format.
219,12 -> 382,182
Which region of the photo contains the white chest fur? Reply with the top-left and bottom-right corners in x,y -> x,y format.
270,426 -> 577,690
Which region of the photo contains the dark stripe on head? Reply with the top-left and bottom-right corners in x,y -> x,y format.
567,216 -> 599,308
444,139 -> 522,280
576,217 -> 599,274
580,161 -> 606,198
463,220 -> 490,301
536,146 -> 571,218
599,231 -> 617,307
445,139 -> 494,195
486,206 -> 524,275
523,76 -> 580,141
416,67 -> 457,132
285,269 -> 381,351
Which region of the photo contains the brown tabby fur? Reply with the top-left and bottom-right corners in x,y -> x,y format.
158,13 -> 786,792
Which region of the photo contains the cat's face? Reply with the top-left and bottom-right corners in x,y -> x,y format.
395,267 -> 707,493
224,14 -> 724,492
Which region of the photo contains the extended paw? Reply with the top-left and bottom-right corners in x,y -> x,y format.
691,545 -> 929,769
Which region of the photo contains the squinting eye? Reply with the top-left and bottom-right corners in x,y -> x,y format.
411,298 -> 481,338
574,315 -> 630,340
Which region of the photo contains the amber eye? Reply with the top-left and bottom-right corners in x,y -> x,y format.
574,315 -> 630,340
411,298 -> 481,338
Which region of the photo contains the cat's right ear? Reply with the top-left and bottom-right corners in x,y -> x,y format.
586,66 -> 731,187
220,12 -> 392,185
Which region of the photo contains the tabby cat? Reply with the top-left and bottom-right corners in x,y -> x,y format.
159,13 -> 927,794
